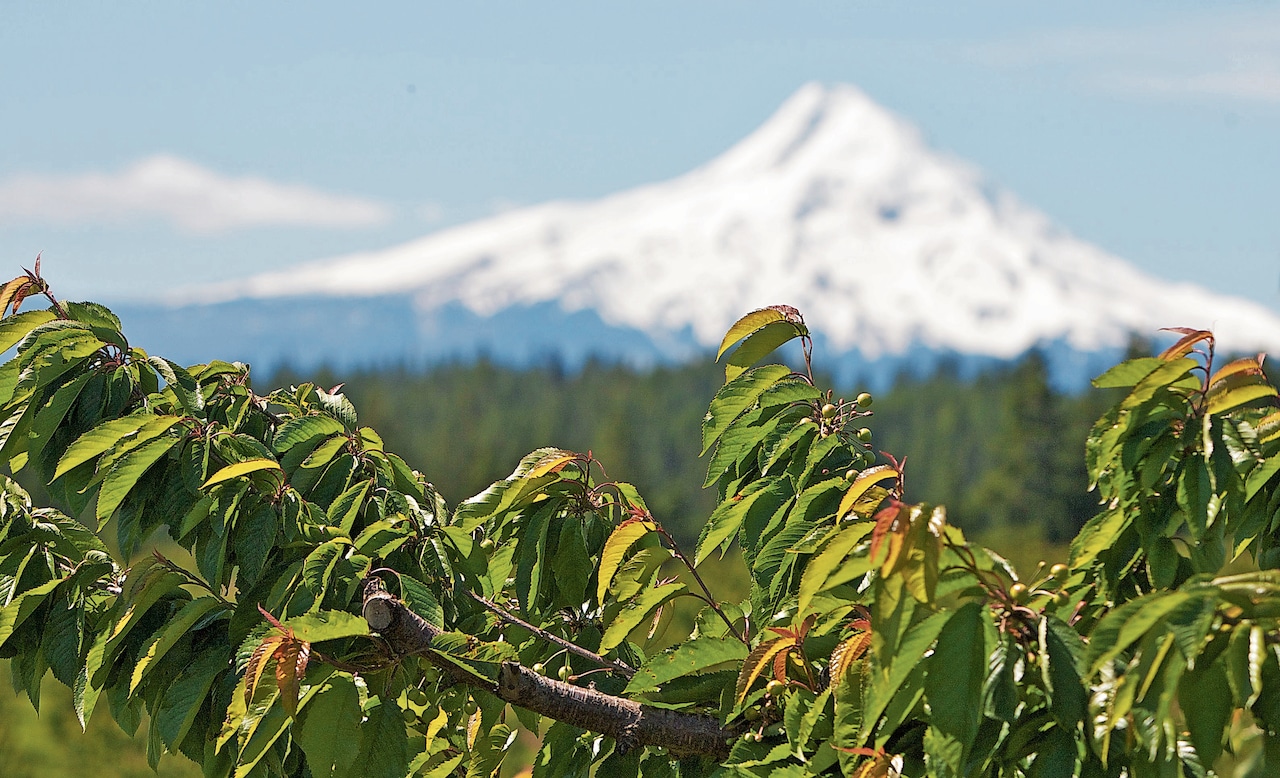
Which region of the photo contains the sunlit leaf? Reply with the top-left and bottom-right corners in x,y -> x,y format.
282,609 -> 370,643
625,635 -> 748,694
1158,328 -> 1213,361
202,458 -> 282,489
600,581 -> 686,652
838,466 -> 898,520
526,450 -> 579,478
718,307 -> 788,360
724,320 -> 804,382
597,518 -> 658,604
1205,374 -> 1277,415
736,635 -> 794,704
701,365 -> 792,455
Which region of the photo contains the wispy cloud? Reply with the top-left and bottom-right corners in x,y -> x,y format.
0,155 -> 393,233
966,11 -> 1280,103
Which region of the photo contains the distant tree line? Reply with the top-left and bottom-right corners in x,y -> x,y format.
267,351 -> 1121,556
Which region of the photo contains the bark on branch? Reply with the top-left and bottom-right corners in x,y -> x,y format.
361,584 -> 735,759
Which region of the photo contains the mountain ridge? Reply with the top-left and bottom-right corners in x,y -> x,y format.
129,82 -> 1280,384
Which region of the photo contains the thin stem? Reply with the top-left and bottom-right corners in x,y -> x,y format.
466,591 -> 636,678
151,550 -> 235,607
654,526 -> 746,644
802,336 -> 815,385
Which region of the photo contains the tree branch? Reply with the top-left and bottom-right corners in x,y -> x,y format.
465,590 -> 636,679
361,584 -> 735,758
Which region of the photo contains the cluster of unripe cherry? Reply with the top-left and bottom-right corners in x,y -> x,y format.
529,661 -> 574,682
1006,562 -> 1072,609
802,390 -> 876,468
739,679 -> 790,742
399,665 -> 485,730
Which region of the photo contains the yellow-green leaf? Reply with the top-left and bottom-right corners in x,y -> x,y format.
717,308 -> 788,360
837,466 -> 898,520
1206,374 -> 1278,415
526,451 -> 578,478
724,320 -> 804,383
599,581 -> 686,651
202,458 -> 282,489
597,518 -> 657,604
735,636 -> 794,704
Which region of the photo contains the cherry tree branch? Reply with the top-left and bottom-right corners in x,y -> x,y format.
361,585 -> 734,758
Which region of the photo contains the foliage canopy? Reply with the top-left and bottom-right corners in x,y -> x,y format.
4,264 -> 1280,777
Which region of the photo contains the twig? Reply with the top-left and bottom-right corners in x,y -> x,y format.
653,526 -> 746,644
466,591 -> 636,678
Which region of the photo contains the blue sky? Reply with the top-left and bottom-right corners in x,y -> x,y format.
1,2 -> 1278,307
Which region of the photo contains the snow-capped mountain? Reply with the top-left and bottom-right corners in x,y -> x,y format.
119,83 -> 1280,387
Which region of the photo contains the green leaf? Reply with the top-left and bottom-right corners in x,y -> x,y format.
597,518 -> 657,604
1178,455 -> 1216,541
1039,615 -> 1088,729
1121,357 -> 1198,411
513,501 -> 554,613
146,355 -> 205,415
600,581 -> 687,652
924,603 -> 988,757
282,609 -> 370,643
1092,357 -> 1163,389
724,320 -> 804,382
1087,593 -> 1189,676
329,478 -> 371,535
77,571 -> 187,727
301,434 -> 347,469
796,522 -> 874,614
624,635 -> 749,694
717,307 -> 796,360
155,647 -> 228,748
353,517 -> 409,558
1179,660 -> 1231,766
861,609 -> 951,741
95,434 -> 180,527
1246,455 -> 1280,501
202,458 -> 282,489
0,577 -> 63,650
302,540 -> 348,597
273,415 -> 346,455
0,309 -> 58,353
54,413 -> 156,480
1225,623 -> 1265,708
1206,377 -> 1278,415
26,370 -> 93,465
701,364 -> 791,455
130,596 -> 226,693
695,477 -> 789,566
294,673 -> 363,778
398,574 -> 445,629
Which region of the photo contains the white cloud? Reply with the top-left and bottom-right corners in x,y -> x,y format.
0,155 -> 393,233
966,11 -> 1280,103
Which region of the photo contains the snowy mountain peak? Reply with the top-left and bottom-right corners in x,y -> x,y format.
702,82 -> 922,178
178,83 -> 1280,376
